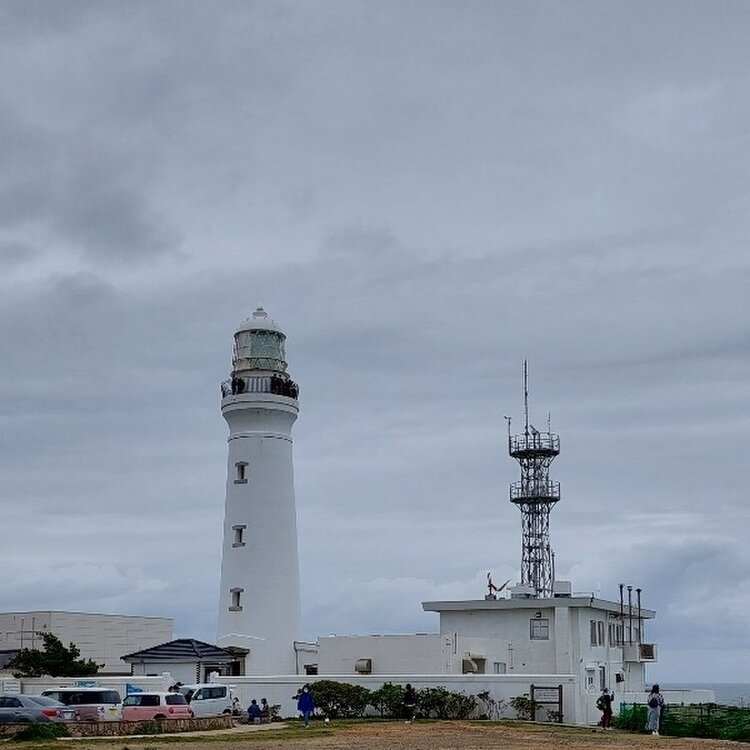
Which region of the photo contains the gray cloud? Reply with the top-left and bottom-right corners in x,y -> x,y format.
0,0 -> 748,682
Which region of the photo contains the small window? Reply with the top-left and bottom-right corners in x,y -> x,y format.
232,524 -> 246,547
530,617 -> 549,640
230,587 -> 244,611
141,695 -> 160,707
591,620 -> 605,646
165,694 -> 187,705
234,462 -> 248,483
493,661 -> 507,674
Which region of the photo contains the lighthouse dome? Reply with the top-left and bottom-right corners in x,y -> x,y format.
232,307 -> 287,373
236,307 -> 284,336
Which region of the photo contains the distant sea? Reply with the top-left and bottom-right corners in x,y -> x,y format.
665,684 -> 750,707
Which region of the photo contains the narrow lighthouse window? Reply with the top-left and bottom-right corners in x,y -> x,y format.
230,588 -> 244,611
234,461 -> 248,483
232,525 -> 246,547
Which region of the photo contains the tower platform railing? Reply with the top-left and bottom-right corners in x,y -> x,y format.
221,375 -> 299,400
510,480 -> 561,503
509,433 -> 560,455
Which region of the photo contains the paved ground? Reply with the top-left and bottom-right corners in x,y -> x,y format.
46,721 -> 750,750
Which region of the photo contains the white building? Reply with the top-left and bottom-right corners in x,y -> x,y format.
216,308 -> 302,675
0,611 -> 172,675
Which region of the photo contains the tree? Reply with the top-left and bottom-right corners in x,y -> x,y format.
10,632 -> 101,677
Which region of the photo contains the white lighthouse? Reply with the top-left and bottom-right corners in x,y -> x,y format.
216,307 -> 301,675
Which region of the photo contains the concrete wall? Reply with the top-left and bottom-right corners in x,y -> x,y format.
129,660 -> 203,684
212,673 -> 580,723
317,634 -> 440,675
0,612 -> 173,674
9,672 -> 175,698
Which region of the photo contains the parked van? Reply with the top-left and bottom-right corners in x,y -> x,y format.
121,692 -> 192,722
179,684 -> 233,717
41,688 -> 122,721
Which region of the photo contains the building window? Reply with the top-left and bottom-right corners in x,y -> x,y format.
493,661 -> 507,674
229,588 -> 244,611
590,619 -> 605,646
234,462 -> 248,483
608,622 -> 624,645
232,525 -> 246,547
530,618 -> 549,640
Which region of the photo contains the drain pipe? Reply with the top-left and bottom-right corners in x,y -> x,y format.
627,586 -> 633,645
636,588 -> 642,644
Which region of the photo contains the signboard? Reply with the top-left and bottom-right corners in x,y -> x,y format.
532,687 -> 560,703
530,684 -> 563,723
0,679 -> 21,695
74,680 -> 100,687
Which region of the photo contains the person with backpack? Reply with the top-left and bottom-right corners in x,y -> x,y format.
596,687 -> 613,729
647,684 -> 665,735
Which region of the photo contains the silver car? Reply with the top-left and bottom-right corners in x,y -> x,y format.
0,694 -> 76,723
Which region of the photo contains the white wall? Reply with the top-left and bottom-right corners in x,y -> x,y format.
317,635 -> 440,675
129,661 -> 202,684
15,673 -> 175,698
0,612 -> 173,674
217,393 -> 301,675
213,673 -> 580,723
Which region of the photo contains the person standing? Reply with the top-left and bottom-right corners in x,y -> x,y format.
596,688 -> 613,729
297,685 -> 315,728
647,684 -> 665,735
403,683 -> 417,724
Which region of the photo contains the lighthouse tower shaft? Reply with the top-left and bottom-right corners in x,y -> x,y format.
508,363 -> 560,598
217,308 -> 301,675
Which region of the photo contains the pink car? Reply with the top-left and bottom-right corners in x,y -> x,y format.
121,692 -> 192,721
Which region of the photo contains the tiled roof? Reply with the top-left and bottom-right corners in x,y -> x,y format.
121,638 -> 235,663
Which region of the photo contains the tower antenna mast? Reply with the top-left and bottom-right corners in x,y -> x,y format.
507,363 -> 560,598
523,360 -> 530,438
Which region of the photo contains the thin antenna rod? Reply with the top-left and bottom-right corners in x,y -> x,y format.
523,359 -> 529,437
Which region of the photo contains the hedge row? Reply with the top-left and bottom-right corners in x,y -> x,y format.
308,681 -> 477,719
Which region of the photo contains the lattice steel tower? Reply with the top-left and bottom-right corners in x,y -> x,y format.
507,361 -> 560,598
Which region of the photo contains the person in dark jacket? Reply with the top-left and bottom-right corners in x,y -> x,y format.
247,699 -> 262,723
596,688 -> 613,729
403,683 -> 417,723
297,685 -> 315,727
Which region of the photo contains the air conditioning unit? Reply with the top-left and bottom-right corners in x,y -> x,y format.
462,658 -> 478,674
622,643 -> 658,662
354,658 -> 372,674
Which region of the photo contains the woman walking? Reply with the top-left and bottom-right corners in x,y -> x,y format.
297,685 -> 315,728
647,684 -> 665,735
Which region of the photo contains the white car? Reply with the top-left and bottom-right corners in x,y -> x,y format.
179,684 -> 233,717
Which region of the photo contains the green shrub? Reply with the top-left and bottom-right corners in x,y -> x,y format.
614,703 -> 648,731
11,722 -> 70,742
310,680 -> 371,718
509,693 -> 537,721
131,720 -> 165,735
369,682 -> 405,718
416,686 -> 477,719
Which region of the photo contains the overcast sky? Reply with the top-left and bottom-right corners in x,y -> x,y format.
1,0 -> 749,683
